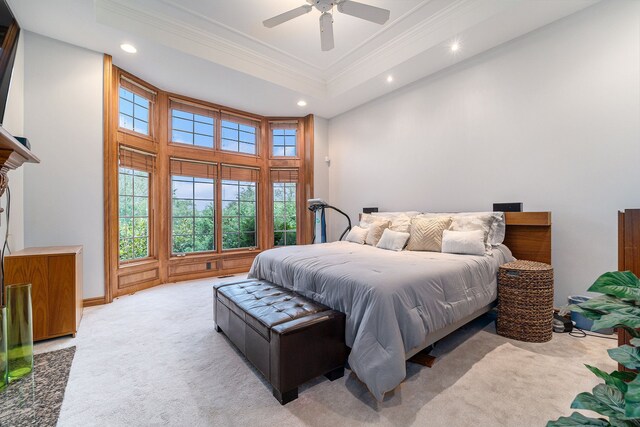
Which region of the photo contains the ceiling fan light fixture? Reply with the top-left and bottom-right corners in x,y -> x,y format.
263,0 -> 391,51
319,12 -> 335,51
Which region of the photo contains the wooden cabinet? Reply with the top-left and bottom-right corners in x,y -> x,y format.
4,246 -> 83,341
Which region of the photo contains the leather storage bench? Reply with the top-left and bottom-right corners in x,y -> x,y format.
213,279 -> 348,404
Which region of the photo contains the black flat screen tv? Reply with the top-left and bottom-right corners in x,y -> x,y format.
0,0 -> 19,127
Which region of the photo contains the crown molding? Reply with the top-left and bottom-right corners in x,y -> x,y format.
159,0 -> 324,73
95,0 -> 500,100
95,0 -> 327,98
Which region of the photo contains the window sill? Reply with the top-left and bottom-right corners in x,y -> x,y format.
168,248 -> 261,262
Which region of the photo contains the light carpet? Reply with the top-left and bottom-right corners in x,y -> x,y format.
36,275 -> 615,427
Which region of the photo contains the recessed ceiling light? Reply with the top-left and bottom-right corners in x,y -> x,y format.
451,42 -> 460,52
120,43 -> 137,54
297,100 -> 307,107
386,75 -> 394,83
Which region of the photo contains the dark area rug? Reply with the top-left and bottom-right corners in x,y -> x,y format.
0,346 -> 76,427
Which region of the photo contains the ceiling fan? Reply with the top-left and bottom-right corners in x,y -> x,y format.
263,0 -> 391,51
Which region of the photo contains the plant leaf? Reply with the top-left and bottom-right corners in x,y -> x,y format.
612,371 -> 638,382
625,375 -> 640,418
609,346 -> 640,370
631,338 -> 640,347
609,418 -> 640,427
593,312 -> 640,331
579,295 -> 639,314
547,412 -> 610,426
572,390 -> 624,418
593,384 -> 626,412
586,365 -> 628,393
588,272 -> 640,302
573,305 -> 606,321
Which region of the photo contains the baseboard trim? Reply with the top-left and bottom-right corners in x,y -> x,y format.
83,296 -> 107,307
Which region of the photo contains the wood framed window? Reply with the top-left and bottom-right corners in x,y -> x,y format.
104,61 -> 314,303
117,146 -> 155,262
220,113 -> 259,155
221,165 -> 259,250
118,76 -> 155,137
271,169 -> 299,246
271,122 -> 298,157
169,100 -> 217,149
170,158 -> 217,254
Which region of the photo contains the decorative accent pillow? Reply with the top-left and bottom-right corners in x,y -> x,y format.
345,226 -> 368,244
441,229 -> 486,256
448,214 -> 495,252
406,216 -> 452,252
365,220 -> 391,246
376,229 -> 410,252
419,212 -> 505,245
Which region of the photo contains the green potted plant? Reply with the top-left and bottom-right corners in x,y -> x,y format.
548,271 -> 640,426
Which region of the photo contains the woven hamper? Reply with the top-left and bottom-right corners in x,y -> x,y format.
497,260 -> 554,343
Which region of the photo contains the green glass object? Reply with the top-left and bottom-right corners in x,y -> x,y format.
0,306 -> 7,390
6,283 -> 33,381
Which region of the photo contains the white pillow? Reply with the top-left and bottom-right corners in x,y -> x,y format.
369,212 -> 421,233
448,214 -> 495,252
442,229 -> 485,256
371,211 -> 421,218
419,212 -> 505,245
359,213 -> 382,227
376,229 -> 410,252
345,226 -> 368,244
365,221 -> 391,246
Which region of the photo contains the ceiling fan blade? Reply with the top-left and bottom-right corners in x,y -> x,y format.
319,12 -> 334,51
263,4 -> 312,28
337,1 -> 390,25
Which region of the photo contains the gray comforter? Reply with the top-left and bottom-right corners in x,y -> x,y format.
248,241 -> 514,401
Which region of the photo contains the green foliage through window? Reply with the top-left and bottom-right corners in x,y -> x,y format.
273,182 -> 297,246
119,87 -> 149,135
171,176 -> 215,254
222,180 -> 257,249
119,167 -> 149,261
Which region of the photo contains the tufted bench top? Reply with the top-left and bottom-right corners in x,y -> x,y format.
214,279 -> 329,340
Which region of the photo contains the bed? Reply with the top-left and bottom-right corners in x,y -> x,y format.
248,211 -> 552,401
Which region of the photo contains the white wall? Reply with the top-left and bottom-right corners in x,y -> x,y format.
23,32 -> 104,298
314,116 -> 329,201
1,32 -> 25,253
327,0 -> 640,306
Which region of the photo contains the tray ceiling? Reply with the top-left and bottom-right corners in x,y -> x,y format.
9,0 -> 598,117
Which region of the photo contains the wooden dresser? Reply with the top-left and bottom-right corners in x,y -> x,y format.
4,246 -> 83,341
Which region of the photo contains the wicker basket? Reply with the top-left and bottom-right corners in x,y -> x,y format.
497,260 -> 554,343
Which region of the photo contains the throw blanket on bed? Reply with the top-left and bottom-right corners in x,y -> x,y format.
248,241 -> 514,401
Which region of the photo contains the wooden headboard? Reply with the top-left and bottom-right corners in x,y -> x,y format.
503,212 -> 552,264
